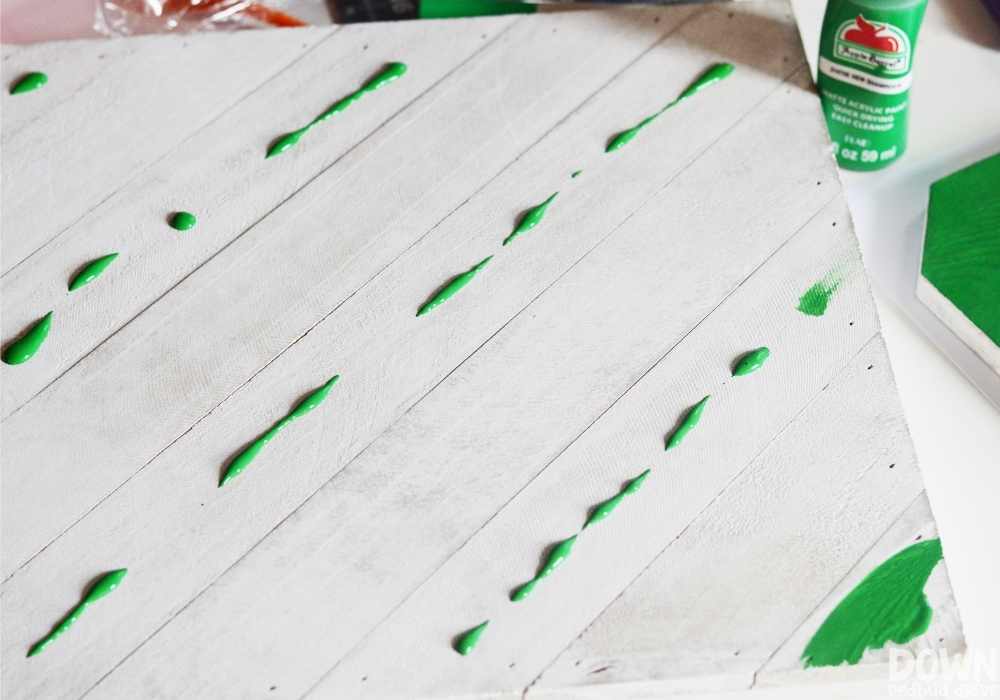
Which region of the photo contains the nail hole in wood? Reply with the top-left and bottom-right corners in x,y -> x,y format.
889,463 -> 895,468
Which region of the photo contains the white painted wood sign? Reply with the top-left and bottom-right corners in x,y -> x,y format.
1,3 -> 964,698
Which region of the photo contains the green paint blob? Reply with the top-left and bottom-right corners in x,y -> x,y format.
503,192 -> 558,246
802,539 -> 943,668
219,376 -> 339,487
733,347 -> 770,377
3,312 -> 52,365
583,469 -> 650,529
511,535 -> 577,602
170,212 -> 197,231
798,268 -> 844,317
416,256 -> 492,317
28,569 -> 127,657
11,72 -> 48,94
69,253 -> 118,291
454,620 -> 489,655
606,63 -> 734,152
267,63 -> 407,158
665,395 -> 710,450
921,152 -> 1000,346
571,170 -> 582,178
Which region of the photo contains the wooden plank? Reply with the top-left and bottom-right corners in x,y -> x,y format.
296,206 -> 880,700
1,9 -> 808,692
0,26 -> 334,274
527,337 -> 933,697
1,37 -> 140,141
1,5 -> 708,581
78,78 -> 854,699
0,14 -> 525,419
755,492 -> 965,689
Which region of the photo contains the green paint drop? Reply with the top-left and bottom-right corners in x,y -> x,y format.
454,620 -> 489,655
267,63 -> 407,158
11,72 -> 48,94
28,569 -> 127,657
571,170 -> 582,178
665,395 -> 710,450
69,253 -> 118,291
170,212 -> 197,231
416,256 -> 492,317
798,268 -> 844,316
511,535 -> 577,602
733,347 -> 770,377
219,376 -> 339,487
606,63 -> 734,152
583,469 -> 650,529
3,312 -> 52,365
503,192 -> 558,246
802,539 -> 943,668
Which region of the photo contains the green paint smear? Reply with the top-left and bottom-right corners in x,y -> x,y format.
665,395 -> 710,450
733,347 -> 770,377
267,63 -> 407,158
11,72 -> 48,94
3,312 -> 52,365
503,192 -> 558,246
419,0 -> 535,18
798,268 -> 844,317
170,212 -> 197,231
921,152 -> 1000,345
802,539 -> 943,668
417,256 -> 492,317
606,63 -> 734,152
511,535 -> 577,602
453,620 -> 489,655
571,170 -> 582,179
28,569 -> 127,657
69,253 -> 118,291
583,469 -> 650,529
219,375 -> 339,487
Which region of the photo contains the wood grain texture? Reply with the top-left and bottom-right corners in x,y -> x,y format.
1,6 -> 699,581
0,3 -> 962,699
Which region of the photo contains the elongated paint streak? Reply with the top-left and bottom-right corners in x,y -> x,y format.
267,62 -> 407,158
511,535 -> 577,601
733,347 -> 770,376
454,620 -> 489,655
28,569 -> 127,657
219,376 -> 339,487
583,469 -> 650,529
606,63 -> 734,152
665,395 -> 710,450
69,253 -> 118,291
416,256 -> 492,316
11,72 -> 48,94
503,192 -> 558,245
802,539 -> 943,668
3,312 -> 52,365
798,268 -> 845,316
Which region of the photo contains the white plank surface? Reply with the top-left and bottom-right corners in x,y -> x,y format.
0,27 -> 341,274
1,5 -> 703,580
0,3 -> 962,699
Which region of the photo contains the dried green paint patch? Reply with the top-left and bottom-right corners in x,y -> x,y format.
665,395 -> 709,450
802,539 -> 943,668
504,192 -> 558,246
453,620 -> 489,655
511,535 -> 576,601
733,347 -> 770,376
28,569 -> 127,657
417,256 -> 492,316
584,470 -> 649,529
69,253 -> 118,291
798,268 -> 844,317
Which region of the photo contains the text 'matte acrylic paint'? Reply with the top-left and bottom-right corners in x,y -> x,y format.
818,0 -> 927,171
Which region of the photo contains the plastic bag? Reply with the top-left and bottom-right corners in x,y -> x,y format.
95,0 -> 309,36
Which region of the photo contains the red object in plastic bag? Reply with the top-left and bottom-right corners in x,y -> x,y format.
95,0 -> 307,35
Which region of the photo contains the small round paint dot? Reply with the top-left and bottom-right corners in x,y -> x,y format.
11,72 -> 48,94
170,212 -> 197,230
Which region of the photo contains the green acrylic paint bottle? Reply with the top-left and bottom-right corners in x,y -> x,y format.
818,0 -> 927,171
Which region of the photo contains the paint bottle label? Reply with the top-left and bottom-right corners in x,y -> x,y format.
818,0 -> 927,171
